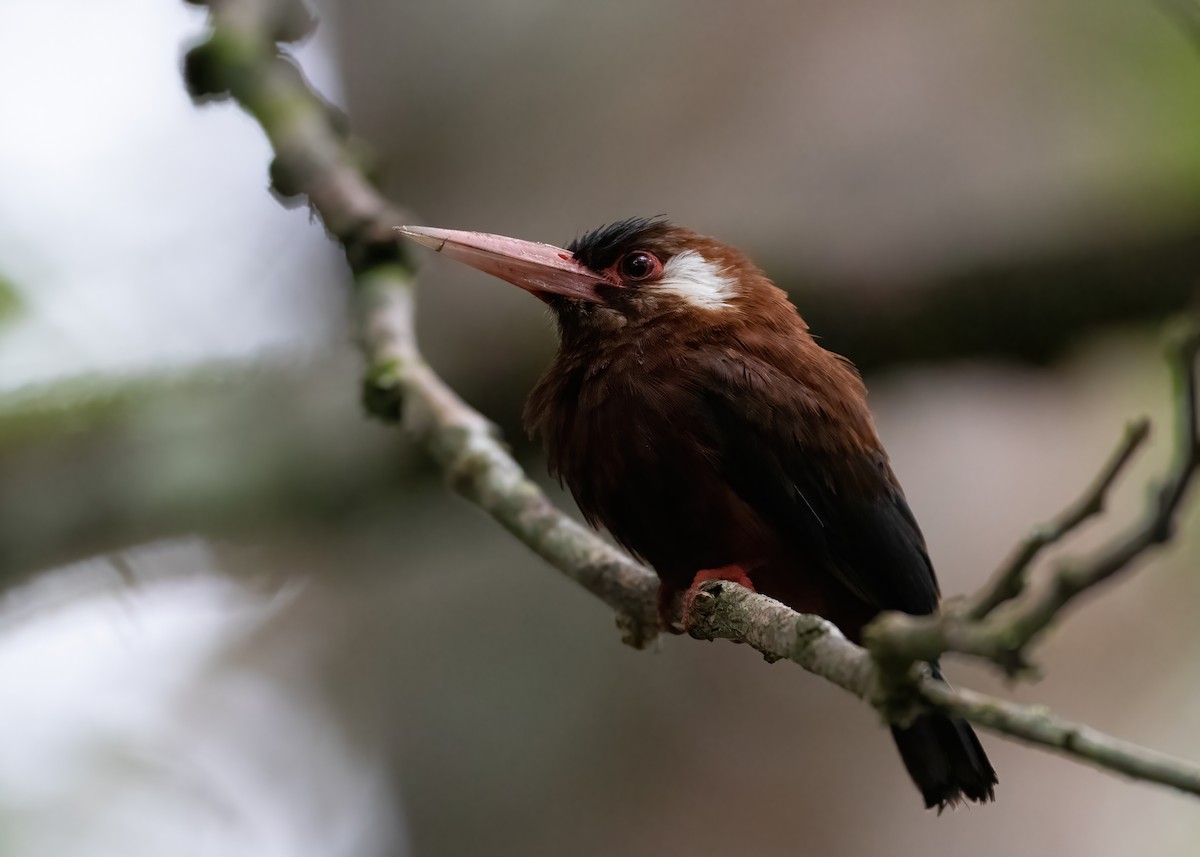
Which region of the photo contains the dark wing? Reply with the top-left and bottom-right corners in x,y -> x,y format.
698,355 -> 940,617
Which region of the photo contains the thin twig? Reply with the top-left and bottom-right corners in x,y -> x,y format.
686,579 -> 1200,797
966,417 -> 1151,620
356,268 -> 662,645
867,329 -> 1200,676
918,681 -> 1200,796
188,0 -> 661,646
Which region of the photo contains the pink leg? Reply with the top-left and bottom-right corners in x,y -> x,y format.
690,565 -> 757,589
681,565 -> 756,629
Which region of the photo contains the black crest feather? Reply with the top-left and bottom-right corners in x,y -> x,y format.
566,216 -> 671,272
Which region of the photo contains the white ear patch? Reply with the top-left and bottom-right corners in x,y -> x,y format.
657,250 -> 734,310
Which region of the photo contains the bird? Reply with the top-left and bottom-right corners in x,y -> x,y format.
396,217 -> 997,810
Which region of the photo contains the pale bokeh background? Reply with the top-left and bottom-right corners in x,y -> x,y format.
2,1 -> 1200,855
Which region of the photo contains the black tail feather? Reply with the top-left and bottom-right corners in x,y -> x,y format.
890,673 -> 997,810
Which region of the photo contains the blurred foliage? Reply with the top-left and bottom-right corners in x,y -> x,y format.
0,361 -> 264,445
0,275 -> 20,326
1061,0 -> 1200,195
0,355 -> 418,584
790,233 -> 1200,374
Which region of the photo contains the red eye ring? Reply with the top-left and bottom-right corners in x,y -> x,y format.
617,250 -> 662,282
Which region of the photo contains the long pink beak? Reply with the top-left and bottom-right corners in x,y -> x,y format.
396,225 -> 612,303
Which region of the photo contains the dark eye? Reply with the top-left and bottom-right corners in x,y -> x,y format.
617,250 -> 662,282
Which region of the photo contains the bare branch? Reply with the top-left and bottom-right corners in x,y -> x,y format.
966,417 -> 1151,620
183,0 -> 1200,800
686,580 -> 1200,797
186,0 -> 661,647
918,680 -> 1200,796
867,328 -> 1200,676
684,580 -> 876,698
357,269 -> 662,646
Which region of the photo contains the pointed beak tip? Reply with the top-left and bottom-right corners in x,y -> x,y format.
394,225 -> 447,252
390,225 -> 608,303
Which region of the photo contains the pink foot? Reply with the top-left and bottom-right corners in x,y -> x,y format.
690,565 -> 756,589
681,565 -> 756,628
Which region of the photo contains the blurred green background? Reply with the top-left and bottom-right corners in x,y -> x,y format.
2,1 -> 1200,855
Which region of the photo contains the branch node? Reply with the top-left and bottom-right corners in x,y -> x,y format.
182,39 -> 232,101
